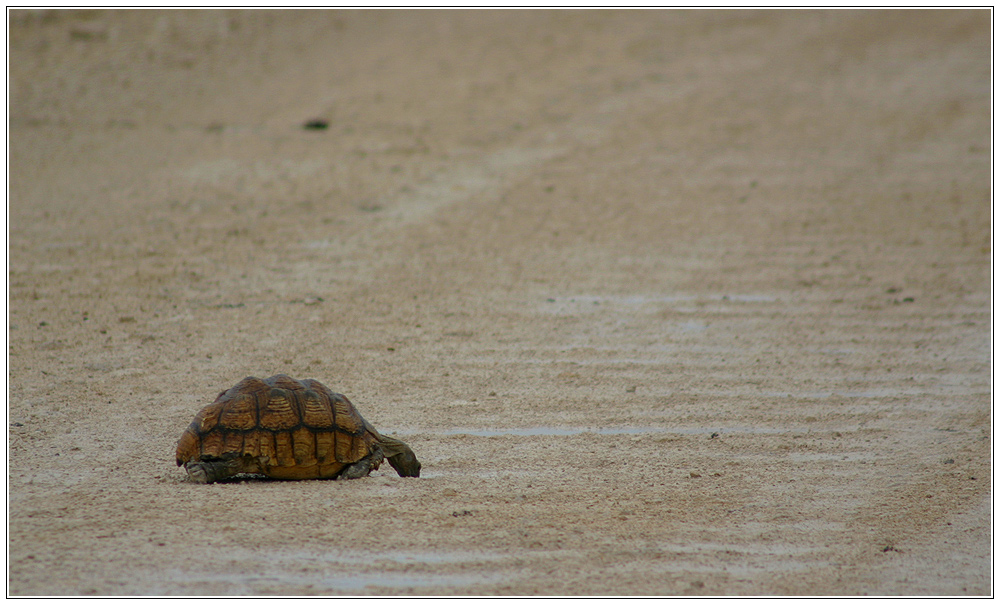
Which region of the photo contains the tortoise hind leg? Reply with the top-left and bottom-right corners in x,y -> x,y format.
184,454 -> 259,484
336,449 -> 384,480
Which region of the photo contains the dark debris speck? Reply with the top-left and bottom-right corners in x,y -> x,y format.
303,119 -> 329,131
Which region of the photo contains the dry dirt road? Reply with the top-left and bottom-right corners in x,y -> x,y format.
7,9 -> 992,596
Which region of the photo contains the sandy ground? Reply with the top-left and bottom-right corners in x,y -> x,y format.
7,9 -> 992,596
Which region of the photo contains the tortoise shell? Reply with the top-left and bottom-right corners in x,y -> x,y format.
175,374 -> 420,483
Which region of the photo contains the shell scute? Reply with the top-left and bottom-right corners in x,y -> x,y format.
193,404 -> 221,434
219,394 -> 257,431
314,429 -> 336,461
198,429 -> 226,459
257,430 -> 277,463
301,389 -> 335,428
259,388 -> 300,430
222,429 -> 246,456
265,374 -> 304,391
291,426 -> 316,465
273,430 -> 296,467
334,429 -> 362,463
332,393 -> 365,434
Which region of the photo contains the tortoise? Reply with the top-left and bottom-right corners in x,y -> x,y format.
176,374 -> 420,483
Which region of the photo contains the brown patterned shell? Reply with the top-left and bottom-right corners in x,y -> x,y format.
175,374 -> 381,480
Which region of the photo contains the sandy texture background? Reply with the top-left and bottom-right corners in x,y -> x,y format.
7,9 -> 991,596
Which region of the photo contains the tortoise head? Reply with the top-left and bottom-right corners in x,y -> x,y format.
386,447 -> 421,478
377,434 -> 421,477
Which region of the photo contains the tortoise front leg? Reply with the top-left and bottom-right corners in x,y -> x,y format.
184,454 -> 258,484
336,449 -> 384,480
